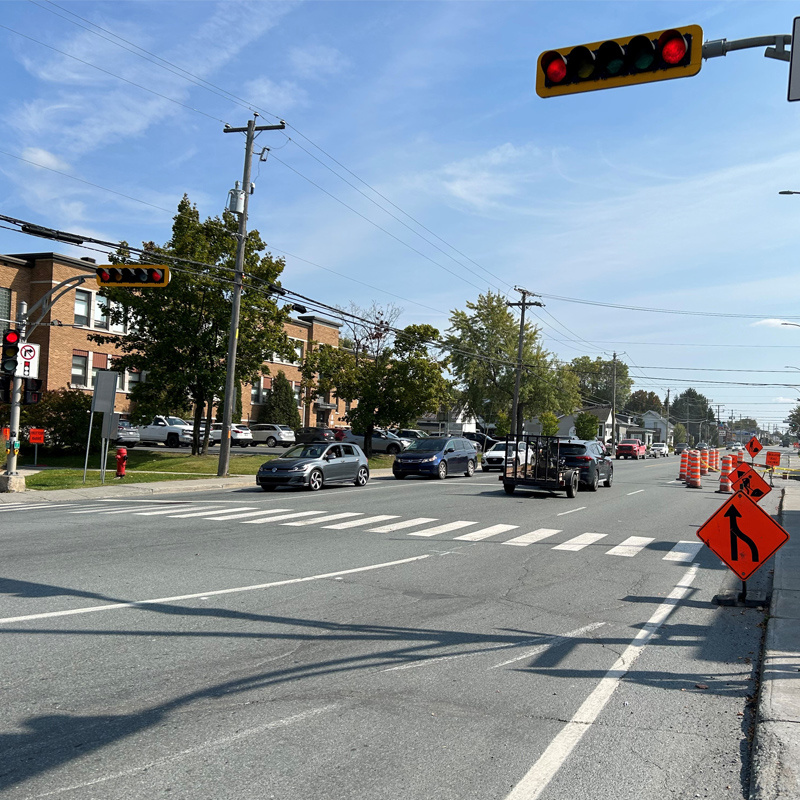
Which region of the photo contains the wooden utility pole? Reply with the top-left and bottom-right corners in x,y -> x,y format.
507,288 -> 543,437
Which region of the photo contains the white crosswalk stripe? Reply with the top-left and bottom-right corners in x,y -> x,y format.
323,515 -> 399,530
663,541 -> 703,562
199,508 -> 292,521
502,528 -> 561,547
134,505 -> 219,516
369,517 -> 438,533
241,510 -> 330,524
605,536 -> 654,557
0,503 -> 77,512
552,532 -> 607,551
169,506 -> 263,519
284,512 -> 363,527
407,521 -> 477,537
93,505 -> 175,515
454,523 -> 518,541
70,504 -> 164,515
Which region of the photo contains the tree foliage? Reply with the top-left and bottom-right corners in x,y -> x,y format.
575,411 -> 599,440
785,407 -> 800,436
444,292 -> 580,431
258,371 -> 301,429
670,388 -> 716,444
626,390 -> 662,416
672,423 -> 687,444
569,356 -> 632,410
8,389 -> 100,453
539,410 -> 559,437
89,195 -> 294,454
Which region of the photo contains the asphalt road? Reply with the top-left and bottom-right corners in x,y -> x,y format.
1,455 -> 775,799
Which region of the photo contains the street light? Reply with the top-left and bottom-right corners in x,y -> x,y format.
779,190 -> 800,194
782,322 -> 800,328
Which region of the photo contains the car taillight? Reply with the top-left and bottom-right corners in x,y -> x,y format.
572,456 -> 592,462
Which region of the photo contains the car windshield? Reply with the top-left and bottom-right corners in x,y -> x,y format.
559,444 -> 588,455
166,417 -> 188,426
283,444 -> 327,459
620,439 -> 639,445
279,426 -> 293,431
405,438 -> 448,452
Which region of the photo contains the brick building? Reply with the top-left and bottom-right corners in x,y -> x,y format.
0,251 -> 349,427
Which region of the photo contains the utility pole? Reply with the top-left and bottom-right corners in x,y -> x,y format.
611,352 -> 617,448
507,288 -> 543,438
664,388 -> 670,446
218,115 -> 285,477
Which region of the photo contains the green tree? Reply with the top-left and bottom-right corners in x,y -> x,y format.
90,195 -> 294,455
671,389 -> 716,444
569,356 -> 633,410
539,411 -> 559,437
672,422 -> 687,444
494,409 -> 510,438
258,371 -> 301,429
11,389 -> 99,453
445,291 -> 580,432
626,390 -> 662,416
575,411 -> 599,440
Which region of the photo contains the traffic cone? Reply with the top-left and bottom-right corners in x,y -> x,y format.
687,449 -> 702,488
738,449 -> 745,465
678,451 -> 688,481
699,449 -> 709,476
718,454 -> 733,493
710,449 -> 719,472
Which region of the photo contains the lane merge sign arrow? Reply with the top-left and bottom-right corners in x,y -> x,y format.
696,491 -> 789,580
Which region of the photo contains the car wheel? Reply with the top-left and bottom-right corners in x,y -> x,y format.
354,466 -> 369,486
394,473 -> 406,480
481,466 -> 490,472
503,482 -> 516,495
387,444 -> 400,456
261,484 -> 276,492
437,461 -> 448,480
308,469 -> 324,491
604,468 -> 613,487
266,436 -> 277,447
616,456 -> 621,460
566,471 -> 579,498
465,459 -> 475,477
166,433 -> 179,448
588,469 -> 599,491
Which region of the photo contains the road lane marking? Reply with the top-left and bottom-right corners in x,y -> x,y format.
552,533 -> 606,551
323,514 -> 399,529
134,505 -> 219,516
93,505 -> 176,516
369,517 -> 438,533
627,490 -> 645,495
454,523 -> 518,541
490,622 -> 607,669
605,536 -> 654,557
503,528 -> 562,547
663,541 -> 704,562
0,503 -> 78,512
0,554 -> 433,625
556,507 -> 586,516
169,506 -> 265,519
201,508 -> 293,521
241,510 -> 329,524
284,512 -> 363,526
69,504 -> 161,515
407,520 -> 477,537
503,564 -> 700,800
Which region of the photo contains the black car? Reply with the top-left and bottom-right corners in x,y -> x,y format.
295,426 -> 336,443
463,431 -> 498,451
557,439 -> 613,490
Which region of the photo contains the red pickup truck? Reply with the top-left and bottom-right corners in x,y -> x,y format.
616,438 -> 646,460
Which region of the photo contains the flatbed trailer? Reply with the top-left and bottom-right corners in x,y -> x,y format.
500,434 -> 580,497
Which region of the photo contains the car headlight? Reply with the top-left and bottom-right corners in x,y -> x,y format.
419,455 -> 437,463
290,463 -> 311,472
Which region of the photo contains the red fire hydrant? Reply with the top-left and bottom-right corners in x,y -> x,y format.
116,447 -> 128,479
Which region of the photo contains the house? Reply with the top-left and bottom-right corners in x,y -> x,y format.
0,250 -> 350,427
641,410 -> 674,446
526,405 -> 614,441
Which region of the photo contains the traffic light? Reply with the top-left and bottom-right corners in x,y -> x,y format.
2,329 -> 20,376
23,378 -> 42,405
537,25 -> 702,98
96,265 -> 170,288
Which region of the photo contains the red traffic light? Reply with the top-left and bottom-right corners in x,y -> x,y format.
96,265 -> 171,288
541,51 -> 568,84
4,330 -> 19,345
659,29 -> 688,65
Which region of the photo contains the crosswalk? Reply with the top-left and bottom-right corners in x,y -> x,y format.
0,500 -> 706,563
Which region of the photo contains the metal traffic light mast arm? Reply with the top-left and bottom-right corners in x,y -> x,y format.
703,34 -> 791,62
23,274 -> 93,336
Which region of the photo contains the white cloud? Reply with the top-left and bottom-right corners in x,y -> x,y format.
244,77 -> 306,111
289,45 -> 347,79
20,147 -> 70,172
751,319 -> 795,328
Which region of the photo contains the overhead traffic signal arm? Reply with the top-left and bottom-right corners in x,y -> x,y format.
96,265 -> 170,288
537,25 -> 703,97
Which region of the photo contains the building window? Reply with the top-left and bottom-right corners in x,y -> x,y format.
74,291 -> 91,327
71,354 -> 88,386
127,370 -> 141,392
293,382 -> 302,408
251,380 -> 262,406
293,340 -> 304,363
109,301 -> 126,334
0,287 -> 10,328
94,295 -> 109,330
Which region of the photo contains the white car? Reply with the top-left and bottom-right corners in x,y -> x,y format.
650,442 -> 668,457
481,441 -> 536,472
203,423 -> 254,447
249,423 -> 296,448
340,429 -> 412,455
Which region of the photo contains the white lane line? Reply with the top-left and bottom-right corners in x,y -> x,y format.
323,514 -> 399,530
504,565 -> 700,800
241,510 -> 330,524
552,533 -> 607,552
605,536 -> 654,558
284,512 -> 363,527
134,505 -> 218,516
503,528 -> 562,547
369,517 -> 438,533
663,541 -> 704,562
454,523 -> 519,541
0,554 -> 433,625
556,507 -> 586,517
169,506 -> 264,519
627,490 -> 645,496
407,520 -> 477,537
491,622 -> 607,669
202,508 -> 293,521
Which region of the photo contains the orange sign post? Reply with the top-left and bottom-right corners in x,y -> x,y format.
696,491 -> 789,584
746,436 -> 763,459
728,463 -> 771,502
765,451 -> 781,468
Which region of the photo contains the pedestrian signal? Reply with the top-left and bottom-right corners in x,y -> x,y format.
537,25 -> 703,98
1,329 -> 20,376
23,378 -> 43,405
96,265 -> 170,288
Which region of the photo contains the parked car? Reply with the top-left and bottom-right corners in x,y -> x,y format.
481,440 -> 536,472
696,442 -> 709,451
615,439 -> 647,460
295,426 -> 336,443
115,420 -> 140,448
557,439 -> 614,490
650,442 -> 669,457
392,436 -> 477,479
674,442 -> 689,454
392,429 -> 429,439
137,415 -> 193,448
256,441 -> 369,491
463,431 -> 499,451
249,423 -> 295,448
341,429 -> 411,455
202,423 -> 254,447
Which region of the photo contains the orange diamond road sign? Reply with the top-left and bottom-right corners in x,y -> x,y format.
765,451 -> 781,468
729,463 -> 771,502
746,436 -> 763,459
696,491 -> 789,580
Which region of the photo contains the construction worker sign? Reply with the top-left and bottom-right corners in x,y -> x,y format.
728,463 -> 771,502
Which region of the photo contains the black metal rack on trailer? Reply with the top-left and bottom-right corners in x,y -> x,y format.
500,434 -> 580,497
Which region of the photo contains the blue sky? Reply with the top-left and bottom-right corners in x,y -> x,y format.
2,0 -> 800,431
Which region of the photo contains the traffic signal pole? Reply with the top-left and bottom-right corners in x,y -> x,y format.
4,301 -> 26,481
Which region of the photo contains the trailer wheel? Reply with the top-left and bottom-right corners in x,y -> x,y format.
566,471 -> 579,498
503,482 -> 516,495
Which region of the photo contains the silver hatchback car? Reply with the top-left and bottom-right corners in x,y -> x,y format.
256,442 -> 370,491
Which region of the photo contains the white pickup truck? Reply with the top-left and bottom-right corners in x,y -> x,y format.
136,415 -> 193,448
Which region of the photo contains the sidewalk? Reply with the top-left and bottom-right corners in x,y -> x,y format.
750,481 -> 800,799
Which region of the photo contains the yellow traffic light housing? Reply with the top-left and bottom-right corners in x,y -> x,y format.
96,265 -> 171,288
537,25 -> 703,97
